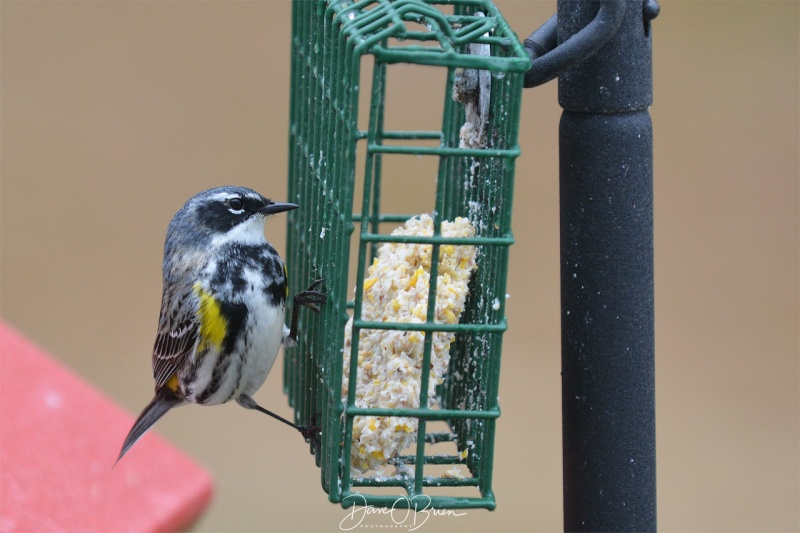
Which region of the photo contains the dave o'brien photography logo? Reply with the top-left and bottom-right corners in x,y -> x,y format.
339,495 -> 467,531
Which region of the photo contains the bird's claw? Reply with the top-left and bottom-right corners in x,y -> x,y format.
298,412 -> 322,453
295,279 -> 327,314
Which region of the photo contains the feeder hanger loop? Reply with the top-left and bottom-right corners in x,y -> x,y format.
523,0 -> 660,88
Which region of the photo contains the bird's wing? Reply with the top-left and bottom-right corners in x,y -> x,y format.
152,307 -> 198,390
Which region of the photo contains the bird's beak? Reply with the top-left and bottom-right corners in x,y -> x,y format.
259,202 -> 299,215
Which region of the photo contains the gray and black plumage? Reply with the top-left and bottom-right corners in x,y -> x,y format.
117,186 -> 324,462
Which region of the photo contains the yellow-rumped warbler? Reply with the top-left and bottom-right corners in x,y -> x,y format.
117,186 -> 324,462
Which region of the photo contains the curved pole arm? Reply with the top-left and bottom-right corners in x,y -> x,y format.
523,0 -> 627,88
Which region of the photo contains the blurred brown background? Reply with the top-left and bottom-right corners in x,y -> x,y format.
1,1 -> 797,531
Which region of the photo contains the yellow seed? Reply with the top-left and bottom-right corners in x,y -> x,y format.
443,308 -> 456,323
407,266 -> 423,288
363,277 -> 378,291
460,449 -> 469,459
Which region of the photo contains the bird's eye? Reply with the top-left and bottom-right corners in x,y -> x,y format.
227,198 -> 244,212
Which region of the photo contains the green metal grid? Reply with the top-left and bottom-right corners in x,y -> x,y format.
284,0 -> 529,510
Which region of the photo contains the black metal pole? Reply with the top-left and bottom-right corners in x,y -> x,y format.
558,1 -> 656,531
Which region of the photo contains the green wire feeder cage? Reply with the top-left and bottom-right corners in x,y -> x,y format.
284,0 -> 529,510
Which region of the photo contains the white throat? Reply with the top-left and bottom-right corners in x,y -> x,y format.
211,215 -> 267,247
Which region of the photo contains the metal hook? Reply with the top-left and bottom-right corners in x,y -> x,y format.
523,0 -> 628,88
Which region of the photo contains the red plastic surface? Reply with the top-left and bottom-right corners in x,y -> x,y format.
0,321 -> 213,532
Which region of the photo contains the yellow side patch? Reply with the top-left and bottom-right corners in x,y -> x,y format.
283,263 -> 289,298
194,282 -> 226,352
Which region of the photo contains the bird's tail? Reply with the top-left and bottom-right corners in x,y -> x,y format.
117,389 -> 182,463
